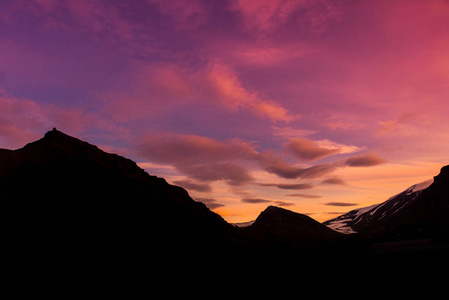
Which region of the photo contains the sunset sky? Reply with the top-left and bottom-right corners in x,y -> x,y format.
1,0 -> 449,223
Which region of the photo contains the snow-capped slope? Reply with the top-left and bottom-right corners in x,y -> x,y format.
324,179 -> 433,234
231,220 -> 255,227
324,204 -> 377,234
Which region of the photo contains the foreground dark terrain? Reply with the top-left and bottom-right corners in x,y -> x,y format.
1,129 -> 449,270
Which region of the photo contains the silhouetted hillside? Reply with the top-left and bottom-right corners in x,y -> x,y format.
245,206 -> 342,247
0,129 -> 234,262
324,167 -> 449,243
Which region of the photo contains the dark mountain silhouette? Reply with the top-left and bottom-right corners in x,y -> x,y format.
374,166 -> 449,242
0,128 -> 236,262
323,180 -> 432,236
324,167 -> 449,244
245,206 -> 341,246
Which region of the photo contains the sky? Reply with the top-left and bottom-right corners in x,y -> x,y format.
1,0 -> 449,223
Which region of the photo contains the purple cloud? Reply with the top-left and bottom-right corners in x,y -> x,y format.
259,183 -> 314,190
344,154 -> 387,167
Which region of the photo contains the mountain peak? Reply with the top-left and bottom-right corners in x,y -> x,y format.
44,127 -> 67,139
256,205 -> 318,225
40,128 -> 94,148
433,165 -> 449,186
247,205 -> 341,244
21,128 -> 95,153
263,205 -> 286,213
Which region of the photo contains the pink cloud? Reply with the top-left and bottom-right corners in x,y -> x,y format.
181,162 -> 254,186
285,138 -> 340,162
257,151 -> 340,179
285,137 -> 363,162
136,133 -> 259,186
101,61 -> 296,124
206,61 -> 297,122
137,133 -> 257,165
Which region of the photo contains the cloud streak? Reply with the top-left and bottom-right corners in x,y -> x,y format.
195,198 -> 225,210
241,198 -> 294,207
241,198 -> 271,204
344,154 -> 386,167
286,194 -> 322,199
173,179 -> 212,193
285,138 -> 340,161
206,62 -> 297,122
324,202 -> 359,207
258,183 -> 314,190
285,137 -> 364,162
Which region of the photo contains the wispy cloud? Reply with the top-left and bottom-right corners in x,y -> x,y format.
173,179 -> 212,193
258,183 -> 313,190
324,202 -> 358,207
285,137 -> 363,162
344,154 -> 387,167
206,61 -> 298,122
321,177 -> 346,185
195,197 -> 225,210
241,198 -> 271,204
285,138 -> 340,161
241,198 -> 294,207
285,194 -> 322,199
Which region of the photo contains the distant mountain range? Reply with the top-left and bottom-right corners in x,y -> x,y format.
1,129 -> 448,266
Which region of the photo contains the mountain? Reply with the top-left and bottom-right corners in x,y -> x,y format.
245,206 -> 342,247
0,129 -> 235,261
324,180 -> 433,235
323,172 -> 449,242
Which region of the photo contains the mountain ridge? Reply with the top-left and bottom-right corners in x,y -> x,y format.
1,129 -> 449,265
323,179 -> 433,235
323,172 -> 449,242
0,128 -> 235,259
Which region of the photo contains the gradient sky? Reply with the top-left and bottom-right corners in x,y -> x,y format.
1,0 -> 449,223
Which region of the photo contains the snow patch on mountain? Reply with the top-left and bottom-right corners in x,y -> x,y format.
324,179 -> 434,234
408,179 -> 433,193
